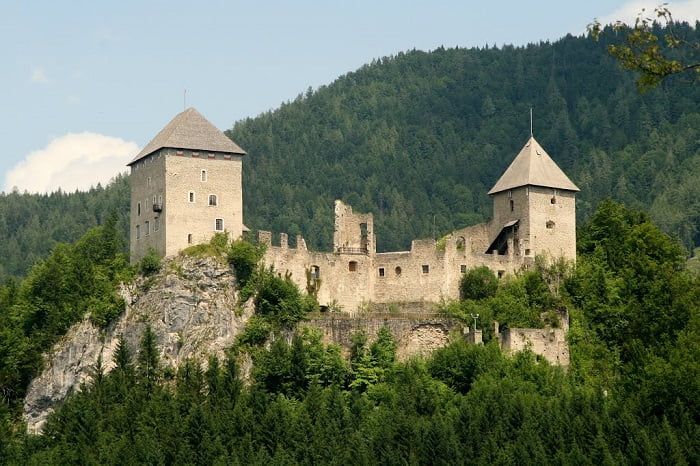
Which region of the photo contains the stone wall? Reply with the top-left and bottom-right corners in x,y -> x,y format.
130,149 -> 244,263
301,313 -> 462,360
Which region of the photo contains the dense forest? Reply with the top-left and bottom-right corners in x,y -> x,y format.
2,25 -> 700,282
0,200 -> 697,463
0,24 -> 699,463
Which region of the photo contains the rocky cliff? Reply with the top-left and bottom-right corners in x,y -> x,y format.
23,255 -> 251,433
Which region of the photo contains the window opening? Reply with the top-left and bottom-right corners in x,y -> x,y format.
310,265 -> 320,280
136,225 -> 141,240
395,266 -> 402,276
154,218 -> 160,232
348,261 -> 358,272
188,191 -> 195,203
378,267 -> 385,277
498,270 -> 505,279
510,199 -> 514,212
201,170 -> 207,182
209,194 -> 217,206
546,220 -> 555,229
460,264 -> 467,274
215,218 -> 224,231
145,221 -> 150,236
137,202 -> 141,216
422,265 -> 429,274
187,234 -> 193,244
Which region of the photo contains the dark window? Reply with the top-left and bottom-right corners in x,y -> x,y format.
349,261 -> 358,272
310,265 -> 320,279
378,267 -> 385,277
215,218 -> 224,231
546,220 -> 555,229
460,264 -> 467,273
422,265 -> 429,274
395,266 -> 402,276
189,191 -> 195,203
510,199 -> 514,211
209,194 -> 217,206
136,225 -> 141,239
137,202 -> 141,216
187,233 -> 193,244
498,270 -> 505,278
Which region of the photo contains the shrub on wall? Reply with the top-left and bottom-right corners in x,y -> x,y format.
459,266 -> 498,300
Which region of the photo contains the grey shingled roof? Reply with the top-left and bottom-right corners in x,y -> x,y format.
487,137 -> 579,195
128,108 -> 245,165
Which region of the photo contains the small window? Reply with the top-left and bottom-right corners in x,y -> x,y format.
147,177 -> 151,187
498,270 -> 505,279
145,221 -> 150,236
158,195 -> 163,206
546,220 -> 555,229
378,267 -> 385,277
187,233 -> 193,244
137,202 -> 141,216
551,197 -> 557,204
136,225 -> 141,239
525,249 -> 531,256
310,265 -> 320,280
422,265 -> 429,274
201,170 -> 207,182
154,217 -> 160,232
510,199 -> 514,212
395,266 -> 402,276
209,194 -> 217,206
188,191 -> 195,203
215,218 -> 224,231
460,264 -> 467,274
349,261 -> 358,272
153,195 -> 157,205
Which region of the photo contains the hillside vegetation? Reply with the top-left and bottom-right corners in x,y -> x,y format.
1,25 -> 699,282
229,24 -> 700,253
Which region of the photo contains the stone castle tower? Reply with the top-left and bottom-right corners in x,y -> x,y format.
128,108 -> 247,263
487,136 -> 579,262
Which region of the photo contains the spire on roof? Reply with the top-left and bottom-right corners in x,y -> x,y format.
128,108 -> 245,165
487,137 -> 579,195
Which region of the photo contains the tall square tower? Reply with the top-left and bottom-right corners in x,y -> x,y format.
487,137 -> 579,262
128,108 -> 247,263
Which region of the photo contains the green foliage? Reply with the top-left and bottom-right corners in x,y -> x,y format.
138,247 -> 162,276
181,232 -> 231,258
589,6 -> 700,91
227,239 -> 264,289
459,265 -> 498,300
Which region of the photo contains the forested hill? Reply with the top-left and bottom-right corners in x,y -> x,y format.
229,24 -> 700,253
2,25 -> 700,281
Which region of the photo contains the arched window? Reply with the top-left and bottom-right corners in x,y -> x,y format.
395,266 -> 402,276
546,220 -> 555,229
201,170 -> 207,182
209,194 -> 217,206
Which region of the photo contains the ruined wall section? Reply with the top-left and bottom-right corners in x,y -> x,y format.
301,314 -> 462,360
333,200 -> 375,254
500,327 -> 570,366
261,231 -> 372,313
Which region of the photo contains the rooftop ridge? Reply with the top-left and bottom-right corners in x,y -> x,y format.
128,107 -> 245,165
487,136 -> 579,195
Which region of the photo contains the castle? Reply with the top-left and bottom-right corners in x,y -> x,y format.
129,108 -> 579,314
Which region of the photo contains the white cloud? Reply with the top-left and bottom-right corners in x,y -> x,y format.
30,67 -> 50,84
4,133 -> 139,193
598,0 -> 700,26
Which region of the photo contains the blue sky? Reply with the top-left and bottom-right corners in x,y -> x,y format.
2,0 -> 699,193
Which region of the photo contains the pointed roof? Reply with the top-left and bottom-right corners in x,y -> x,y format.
128,108 -> 245,165
487,137 -> 579,195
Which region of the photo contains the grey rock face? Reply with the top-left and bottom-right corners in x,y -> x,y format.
23,255 -> 251,433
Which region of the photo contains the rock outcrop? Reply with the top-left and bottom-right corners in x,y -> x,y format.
23,255 -> 251,433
